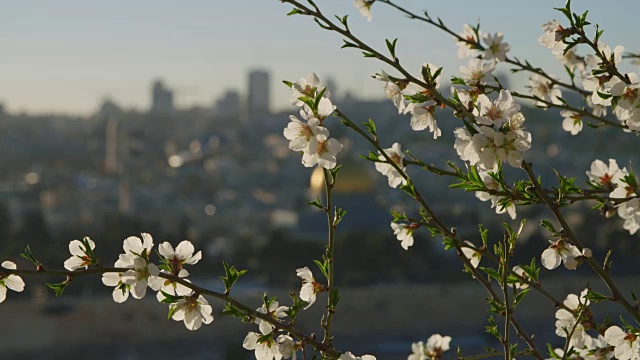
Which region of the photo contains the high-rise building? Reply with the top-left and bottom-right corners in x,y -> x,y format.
150,79 -> 174,113
213,90 -> 241,118
247,69 -> 270,118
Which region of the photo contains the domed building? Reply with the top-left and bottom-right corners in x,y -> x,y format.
295,157 -> 390,241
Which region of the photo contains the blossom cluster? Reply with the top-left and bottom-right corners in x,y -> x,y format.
538,18 -> 640,134
549,289 -> 640,360
408,334 -> 452,360
587,159 -> 639,235
284,73 -> 342,170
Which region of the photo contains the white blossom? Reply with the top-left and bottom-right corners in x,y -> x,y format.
617,199 -> 640,235
455,24 -> 479,59
391,223 -> 415,250
170,295 -> 214,331
408,341 -> 427,360
375,72 -> 407,113
529,74 -> 563,107
611,72 -> 640,122
585,43 -> 624,69
156,268 -> 193,302
339,352 -> 376,360
561,110 -> 584,135
461,241 -> 481,268
101,254 -> 134,303
290,73 -> 329,107
454,127 -> 481,164
404,101 -> 441,138
459,59 -> 495,86
475,170 -> 516,220
283,114 -> 328,154
243,332 -> 283,360
301,134 -> 343,169
0,261 -> 25,304
303,97 -> 336,122
277,335 -> 298,360
604,326 -> 640,360
425,334 -> 452,358
538,20 -> 566,54
541,239 -> 582,270
374,143 -> 407,188
63,238 -> 96,271
482,32 -> 510,62
586,159 -> 625,190
159,240 -> 202,272
510,266 -> 529,290
119,233 -> 164,299
474,90 -> 520,127
555,289 -> 593,349
296,267 -> 321,309
255,301 -> 288,335
354,0 -> 373,22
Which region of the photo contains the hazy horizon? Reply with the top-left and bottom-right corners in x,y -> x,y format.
1,0 -> 638,115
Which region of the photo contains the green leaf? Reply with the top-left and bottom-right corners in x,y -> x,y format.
45,281 -> 69,297
306,197 -> 325,210
286,8 -> 304,16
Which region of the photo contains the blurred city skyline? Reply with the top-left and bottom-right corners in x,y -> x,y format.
1,0 -> 639,115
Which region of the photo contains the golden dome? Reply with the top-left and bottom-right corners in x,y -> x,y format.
309,158 -> 374,196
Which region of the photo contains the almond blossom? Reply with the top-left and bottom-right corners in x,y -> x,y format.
301,134 -> 343,169
277,335 -> 298,360
339,352 -> 376,360
529,74 -> 562,107
541,239 -> 582,270
604,325 -> 640,360
255,301 -> 288,335
63,237 -> 97,271
374,142 -> 407,188
101,254 -> 135,303
424,334 -> 452,359
156,268 -> 193,302
283,114 -> 329,154
296,267 -> 322,309
170,294 -> 214,331
391,222 -> 415,250
0,261 -> 25,303
510,266 -> 530,290
586,159 -> 625,190
404,101 -> 441,138
474,90 -> 520,127
455,24 -> 479,59
538,20 -> 567,55
461,241 -> 481,268
555,289 -> 593,349
159,240 -> 202,274
482,32 -> 510,62
375,72 -> 407,113
561,110 -> 584,135
617,199 -> 640,235
354,0 -> 373,22
119,233 -> 164,299
290,73 -> 329,107
243,332 -> 283,360
459,58 -> 495,86
475,170 -> 516,219
611,72 -> 640,122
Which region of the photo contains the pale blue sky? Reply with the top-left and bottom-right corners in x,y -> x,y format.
0,1 -> 638,115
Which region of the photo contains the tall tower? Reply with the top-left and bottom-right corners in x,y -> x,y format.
247,69 -> 270,118
151,79 -> 174,113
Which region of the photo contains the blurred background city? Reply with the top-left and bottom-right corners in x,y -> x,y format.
0,1 -> 639,359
